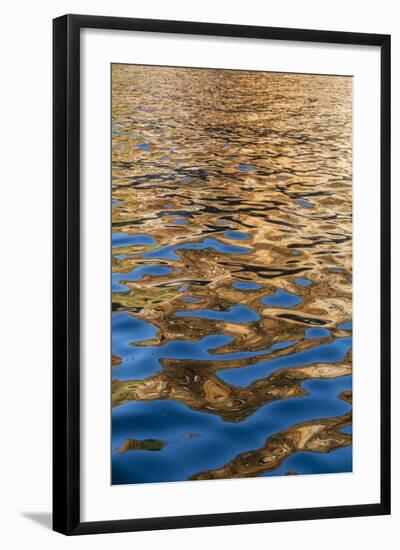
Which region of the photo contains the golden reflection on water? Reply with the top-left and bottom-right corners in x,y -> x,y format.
111,64 -> 352,481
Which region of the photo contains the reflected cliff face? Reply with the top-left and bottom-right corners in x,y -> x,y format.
111,64 -> 352,485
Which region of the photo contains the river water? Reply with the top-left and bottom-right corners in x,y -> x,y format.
111,64 -> 352,484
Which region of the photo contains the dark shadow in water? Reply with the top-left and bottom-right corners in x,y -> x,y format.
22,512 -> 52,530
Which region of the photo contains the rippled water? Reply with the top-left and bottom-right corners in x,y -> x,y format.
111,64 -> 352,484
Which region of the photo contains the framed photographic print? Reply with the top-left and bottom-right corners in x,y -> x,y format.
53,14 -> 391,535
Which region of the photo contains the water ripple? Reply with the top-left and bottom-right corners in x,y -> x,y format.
111,65 -> 352,484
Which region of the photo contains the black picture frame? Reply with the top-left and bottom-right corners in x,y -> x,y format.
53,14 -> 391,535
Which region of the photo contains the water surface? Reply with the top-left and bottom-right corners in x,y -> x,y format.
111,65 -> 352,484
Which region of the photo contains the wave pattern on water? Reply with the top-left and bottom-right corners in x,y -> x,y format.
111,65 -> 352,485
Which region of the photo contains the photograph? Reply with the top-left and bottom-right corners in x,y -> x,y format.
0,0 -> 395,546
111,64 -> 353,485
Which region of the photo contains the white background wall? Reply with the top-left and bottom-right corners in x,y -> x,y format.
0,0 -> 398,547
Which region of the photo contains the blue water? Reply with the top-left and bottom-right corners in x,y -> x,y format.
136,142 -> 151,150
111,291 -> 351,479
339,425 -> 352,434
112,313 -> 305,381
305,327 -> 331,339
261,289 -> 303,307
112,374 -> 351,484
295,199 -> 314,208
112,328 -> 350,386
224,231 -> 250,240
293,277 -> 312,287
217,337 -> 352,387
111,198 -> 352,485
262,446 -> 352,477
112,265 -> 172,292
141,237 -> 252,260
112,232 -> 157,248
175,305 -> 260,322
112,130 -> 137,137
112,295 -> 352,483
